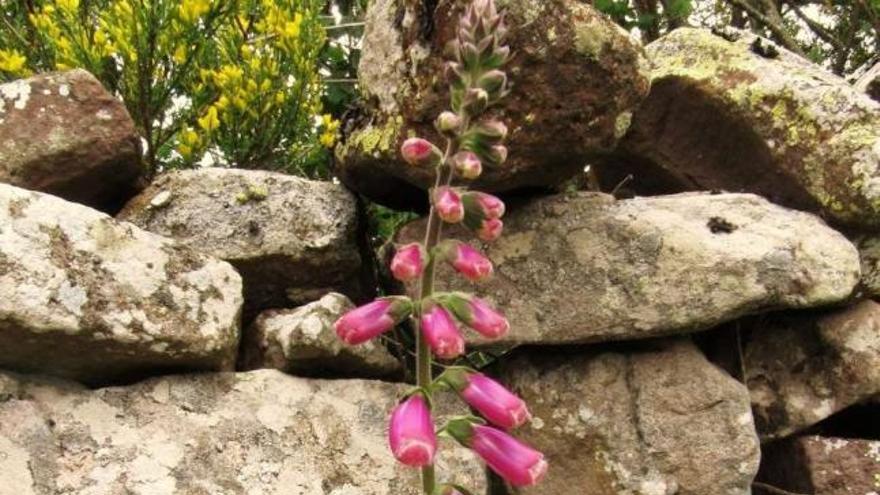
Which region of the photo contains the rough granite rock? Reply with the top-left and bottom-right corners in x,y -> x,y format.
497,340 -> 760,495
334,0 -> 650,208
757,436 -> 880,495
241,293 -> 402,379
392,192 -> 860,347
0,369 -> 488,495
854,60 -> 880,102
744,300 -> 880,440
0,183 -> 242,385
855,233 -> 880,298
606,28 -> 880,228
0,70 -> 144,212
118,168 -> 368,318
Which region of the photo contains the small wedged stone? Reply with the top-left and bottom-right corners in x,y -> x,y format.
241,293 -> 402,379
334,0 -> 649,208
496,340 -> 760,495
392,192 -> 860,347
0,183 -> 242,385
607,28 -> 880,228
744,300 -> 880,440
855,233 -> 880,298
757,436 -> 880,495
0,369 -> 488,494
118,168 -> 369,318
0,69 -> 144,212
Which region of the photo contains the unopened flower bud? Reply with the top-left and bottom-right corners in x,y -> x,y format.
389,395 -> 437,467
439,294 -> 509,339
463,191 -> 505,219
477,69 -> 507,95
453,151 -> 482,179
391,243 -> 427,282
334,297 -> 412,345
435,187 -> 464,223
473,120 -> 508,143
401,137 -> 443,167
420,303 -> 465,360
462,88 -> 489,114
435,111 -> 463,137
477,218 -> 503,241
439,241 -> 493,282
487,144 -> 508,165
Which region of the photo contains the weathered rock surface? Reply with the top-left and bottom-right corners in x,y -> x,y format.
118,168 -> 368,317
497,340 -> 760,495
335,0 -> 650,208
0,70 -> 144,212
0,183 -> 242,385
0,369 -> 488,494
757,436 -> 880,495
745,300 -> 880,440
855,233 -> 880,298
854,60 -> 880,102
241,293 -> 402,379
393,192 -> 860,347
608,28 -> 880,228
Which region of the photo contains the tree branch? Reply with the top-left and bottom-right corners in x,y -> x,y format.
726,0 -> 806,56
783,0 -> 842,50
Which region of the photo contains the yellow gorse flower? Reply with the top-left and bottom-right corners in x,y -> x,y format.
0,49 -> 29,76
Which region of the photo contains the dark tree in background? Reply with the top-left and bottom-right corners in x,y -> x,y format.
589,0 -> 880,77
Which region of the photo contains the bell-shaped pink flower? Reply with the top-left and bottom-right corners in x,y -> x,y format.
435,187 -> 464,223
389,395 -> 437,467
390,243 -> 427,282
477,218 -> 503,242
461,373 -> 530,430
401,137 -> 442,167
453,151 -> 482,179
334,297 -> 411,345
446,242 -> 493,282
420,304 -> 465,359
466,297 -> 509,338
470,425 -> 547,487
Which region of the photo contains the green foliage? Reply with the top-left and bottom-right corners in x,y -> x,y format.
366,202 -> 419,244
1,0 -> 338,177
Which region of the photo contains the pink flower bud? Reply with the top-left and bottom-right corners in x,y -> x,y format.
453,151 -> 482,180
334,297 -> 412,345
470,425 -> 547,487
444,242 -> 493,282
477,218 -> 503,242
420,304 -> 465,360
389,395 -> 437,467
472,192 -> 505,218
401,137 -> 442,167
435,111 -> 463,136
435,187 -> 464,223
390,243 -> 427,282
461,373 -> 530,430
465,297 -> 509,338
488,144 -> 508,165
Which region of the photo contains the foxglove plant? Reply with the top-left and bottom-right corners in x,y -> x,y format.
334,0 -> 546,492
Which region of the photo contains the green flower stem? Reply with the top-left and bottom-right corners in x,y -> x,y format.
417,140 -> 456,494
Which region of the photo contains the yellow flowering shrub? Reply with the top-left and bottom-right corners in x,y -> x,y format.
1,0 -> 337,178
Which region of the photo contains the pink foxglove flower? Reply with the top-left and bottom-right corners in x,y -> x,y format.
420,304 -> 465,360
435,187 -> 464,223
460,297 -> 509,339
460,373 -> 530,430
453,151 -> 482,179
401,137 -> 442,167
465,192 -> 505,219
389,395 -> 437,467
446,242 -> 493,282
391,243 -> 427,282
470,425 -> 547,487
476,218 -> 503,242
334,297 -> 411,345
